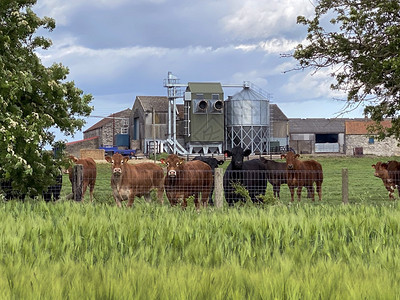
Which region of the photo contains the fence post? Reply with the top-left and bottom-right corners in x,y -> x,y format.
342,168 -> 348,204
214,168 -> 224,208
73,164 -> 83,202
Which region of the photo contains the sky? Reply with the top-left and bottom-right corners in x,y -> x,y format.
33,0 -> 366,143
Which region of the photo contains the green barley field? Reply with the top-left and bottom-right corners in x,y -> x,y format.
1,155 -> 400,299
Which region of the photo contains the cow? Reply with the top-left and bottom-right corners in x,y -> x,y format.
66,156 -> 97,202
42,173 -> 63,202
259,157 -> 287,198
161,154 -> 213,209
372,161 -> 400,199
105,153 -> 164,207
281,152 -> 323,202
192,156 -> 224,205
223,146 -> 269,205
0,180 -> 26,201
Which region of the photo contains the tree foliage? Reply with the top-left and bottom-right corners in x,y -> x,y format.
0,0 -> 93,197
292,0 -> 400,140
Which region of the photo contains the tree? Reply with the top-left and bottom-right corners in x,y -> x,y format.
290,0 -> 400,140
0,0 -> 93,197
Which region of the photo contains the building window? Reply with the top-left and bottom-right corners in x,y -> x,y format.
368,137 -> 374,144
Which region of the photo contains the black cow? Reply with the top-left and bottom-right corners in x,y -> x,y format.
42,174 -> 63,202
192,156 -> 224,206
223,146 -> 268,205
260,157 -> 287,198
0,180 -> 26,201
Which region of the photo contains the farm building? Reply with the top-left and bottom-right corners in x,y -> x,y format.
83,108 -> 131,147
288,118 -> 346,154
288,118 -> 400,156
344,119 -> 400,156
184,82 -> 225,154
130,95 -> 184,154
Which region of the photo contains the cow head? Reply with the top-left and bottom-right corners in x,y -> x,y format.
105,153 -> 129,176
281,151 -> 300,170
68,155 -> 79,163
161,154 -> 185,178
372,162 -> 390,182
224,146 -> 251,170
193,157 -> 224,169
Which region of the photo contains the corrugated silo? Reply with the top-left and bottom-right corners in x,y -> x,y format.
225,86 -> 270,153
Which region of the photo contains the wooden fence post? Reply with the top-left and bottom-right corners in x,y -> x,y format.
342,168 -> 348,204
73,164 -> 83,202
214,168 -> 224,208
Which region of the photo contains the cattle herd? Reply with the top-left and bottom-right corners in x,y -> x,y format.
1,147 -> 399,205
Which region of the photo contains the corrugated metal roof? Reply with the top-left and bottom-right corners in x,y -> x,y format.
230,87 -> 268,101
187,82 -> 223,94
289,118 -> 346,133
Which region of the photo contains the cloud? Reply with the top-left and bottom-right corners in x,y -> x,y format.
222,0 -> 315,41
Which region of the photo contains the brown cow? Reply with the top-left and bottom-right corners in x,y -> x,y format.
161,154 -> 213,209
105,153 -> 164,207
372,161 -> 400,199
281,152 -> 323,202
67,156 -> 97,202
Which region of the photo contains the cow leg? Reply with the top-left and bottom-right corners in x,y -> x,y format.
289,185 -> 295,202
127,190 -> 135,207
181,198 -> 188,209
89,183 -> 95,203
276,184 -> 281,199
112,189 -> 122,208
297,186 -> 303,202
156,188 -> 164,205
316,182 -> 322,201
307,186 -> 315,201
200,191 -> 209,208
273,184 -> 279,198
81,182 -> 89,202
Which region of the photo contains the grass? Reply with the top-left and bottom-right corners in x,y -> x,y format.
0,200 -> 400,298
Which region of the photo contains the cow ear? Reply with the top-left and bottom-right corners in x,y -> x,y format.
160,159 -> 165,164
224,150 -> 232,158
295,154 -> 300,158
105,156 -> 112,163
217,160 -> 224,165
123,156 -> 130,163
280,154 -> 286,159
179,158 -> 185,165
243,149 -> 251,157
371,164 -> 376,168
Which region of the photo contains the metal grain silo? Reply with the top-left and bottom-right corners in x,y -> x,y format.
225,85 -> 270,153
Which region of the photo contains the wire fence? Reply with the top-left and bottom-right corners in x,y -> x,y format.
0,164 -> 396,205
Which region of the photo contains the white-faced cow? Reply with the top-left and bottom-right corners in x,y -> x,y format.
260,157 -> 287,199
223,146 -> 269,205
192,156 -> 224,206
162,154 -> 213,209
105,153 -> 164,207
372,161 -> 400,200
281,152 -> 323,202
67,156 -> 97,202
